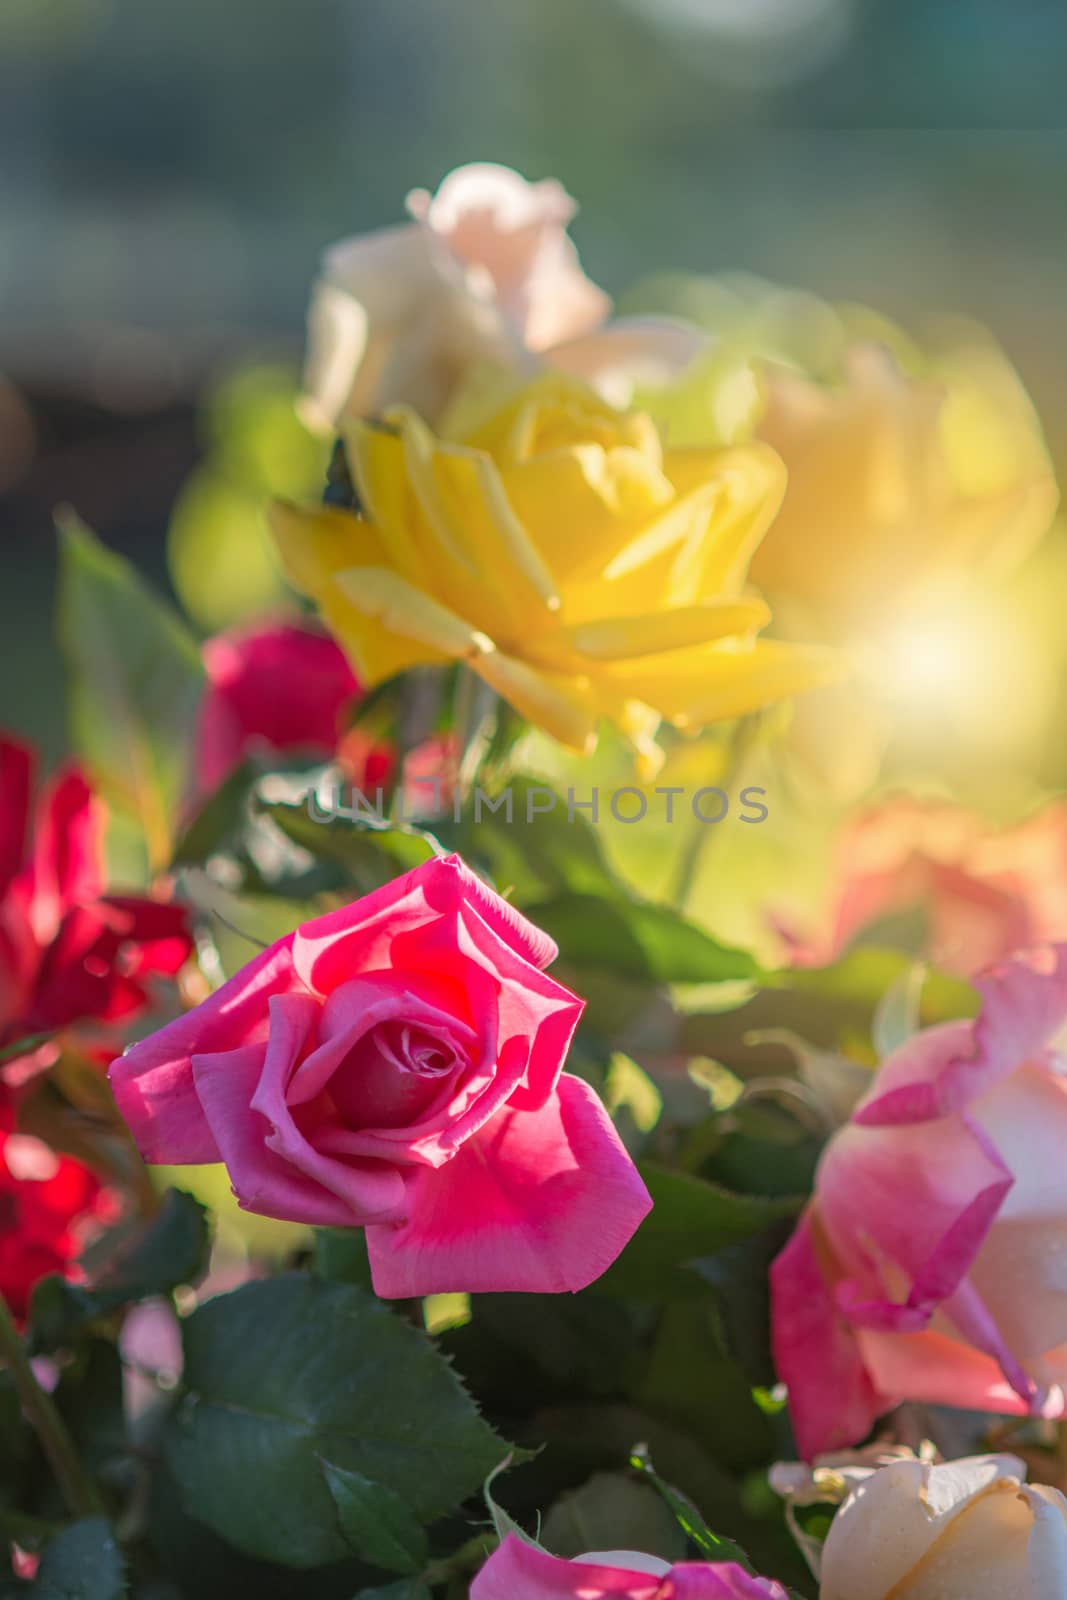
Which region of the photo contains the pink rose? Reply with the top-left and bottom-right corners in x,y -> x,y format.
109,856 -> 651,1296
471,1536 -> 788,1599
771,944 -> 1067,1458
197,620 -> 381,792
780,796 -> 1067,977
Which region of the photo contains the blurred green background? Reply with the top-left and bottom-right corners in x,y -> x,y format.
2,0 -> 1066,761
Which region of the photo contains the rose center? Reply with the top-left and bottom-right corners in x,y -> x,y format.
329,1020 -> 459,1129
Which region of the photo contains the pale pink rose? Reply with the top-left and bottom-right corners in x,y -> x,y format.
819,1453 -> 1067,1600
303,162 -> 610,429
781,796 -> 1067,977
471,1536 -> 788,1599
109,856 -> 650,1297
771,945 -> 1067,1459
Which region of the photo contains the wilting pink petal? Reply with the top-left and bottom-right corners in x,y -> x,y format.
772,945 -> 1067,1455
770,1210 -> 885,1460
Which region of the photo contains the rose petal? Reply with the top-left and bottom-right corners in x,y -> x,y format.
855,946 -> 1067,1127
820,1456 -> 1029,1600
470,1535 -> 664,1599
365,1074 -> 651,1296
109,939 -> 298,1164
241,993 -> 407,1224
293,854 -> 560,991
191,1043 -> 387,1227
770,1208 -> 886,1461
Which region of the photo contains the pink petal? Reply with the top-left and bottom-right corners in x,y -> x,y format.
365,1074 -> 651,1296
243,993 -> 408,1223
470,1541 -> 787,1600
856,1324 -> 1067,1419
292,854 -> 559,994
856,945 -> 1067,1127
470,1536 -> 664,1598
109,938 -> 298,1163
391,903 -> 583,1114
770,1209 -> 886,1459
816,1109 -> 1016,1401
287,973 -> 477,1109
670,1569 -> 790,1599
191,1043 -> 393,1227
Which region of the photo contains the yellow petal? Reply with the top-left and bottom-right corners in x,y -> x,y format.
663,440 -> 788,596
527,596 -> 770,667
343,420 -> 426,582
268,498 -> 384,591
394,408 -> 561,623
597,637 -> 841,727
333,567 -> 493,662
472,650 -> 598,752
269,501 -> 444,684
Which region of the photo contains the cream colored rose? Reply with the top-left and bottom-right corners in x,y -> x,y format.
820,1454 -> 1067,1600
302,162 -> 610,429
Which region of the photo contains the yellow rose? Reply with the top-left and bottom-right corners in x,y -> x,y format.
269,376 -> 836,755
751,339 -> 1059,628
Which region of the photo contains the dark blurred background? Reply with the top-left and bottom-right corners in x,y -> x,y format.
3,0 -> 1067,761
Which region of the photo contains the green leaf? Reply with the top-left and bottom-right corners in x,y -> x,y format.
529,893 -> 759,985
483,1456 -> 540,1548
312,1229 -> 375,1290
260,797 -> 439,892
356,1583 -> 432,1600
30,1190 -> 210,1352
164,1275 -> 512,1568
434,778 -> 622,903
31,1517 -> 125,1600
543,1472 -> 686,1563
638,1301 -> 773,1472
629,1448 -> 752,1569
56,513 -> 204,872
594,1165 -> 801,1298
870,962 -> 926,1059
171,757 -> 262,868
321,1460 -> 427,1575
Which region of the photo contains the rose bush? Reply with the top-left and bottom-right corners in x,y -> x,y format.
772,943 -> 1067,1457
271,374 -> 835,758
471,1536 -> 789,1599
819,1453 -> 1067,1600
110,853 -> 651,1296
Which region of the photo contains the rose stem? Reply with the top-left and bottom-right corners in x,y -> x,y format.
670,710 -> 763,913
0,1292 -> 104,1518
